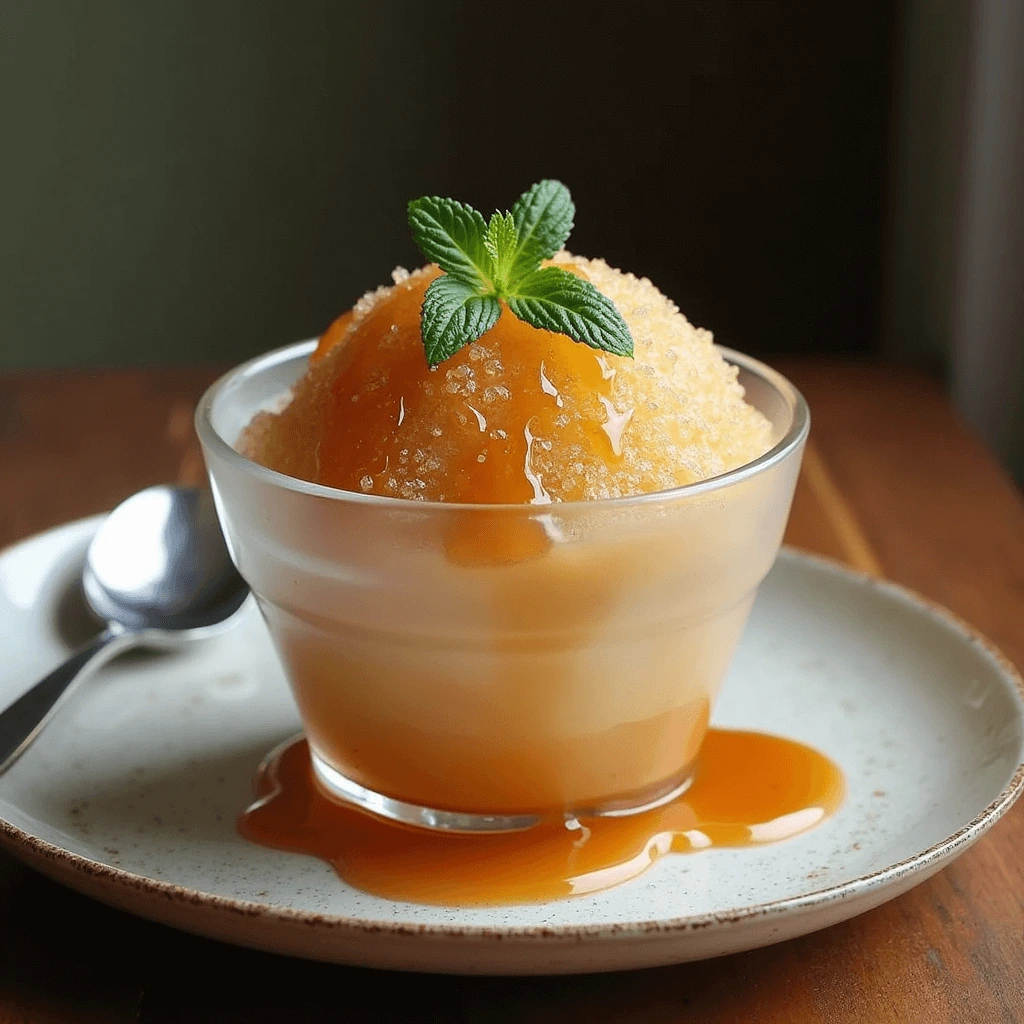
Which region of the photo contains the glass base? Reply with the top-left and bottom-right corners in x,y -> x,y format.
310,747 -> 695,834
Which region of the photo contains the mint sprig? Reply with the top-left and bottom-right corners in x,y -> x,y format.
407,180 -> 634,366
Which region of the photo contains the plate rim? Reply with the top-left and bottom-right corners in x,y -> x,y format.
1,516 -> 1022,944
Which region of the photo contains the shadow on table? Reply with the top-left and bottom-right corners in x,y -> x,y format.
0,851 -> 845,1024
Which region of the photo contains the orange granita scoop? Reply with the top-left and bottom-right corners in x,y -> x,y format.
239,254 -> 773,504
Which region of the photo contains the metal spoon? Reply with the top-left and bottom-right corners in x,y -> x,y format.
0,485 -> 249,774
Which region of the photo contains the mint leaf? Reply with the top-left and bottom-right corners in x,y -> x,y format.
507,267 -> 633,358
407,196 -> 493,289
484,211 -> 518,288
420,275 -> 501,367
508,180 -> 574,285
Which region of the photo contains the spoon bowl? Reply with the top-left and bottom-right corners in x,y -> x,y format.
0,485 -> 249,773
83,487 -> 248,635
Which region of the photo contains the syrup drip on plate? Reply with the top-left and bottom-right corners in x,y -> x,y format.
239,730 -> 844,906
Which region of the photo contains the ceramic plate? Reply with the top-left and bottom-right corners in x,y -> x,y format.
0,516 -> 1022,975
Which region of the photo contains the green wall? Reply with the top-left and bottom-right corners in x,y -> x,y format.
1,2 -> 902,368
0,2 -> 440,367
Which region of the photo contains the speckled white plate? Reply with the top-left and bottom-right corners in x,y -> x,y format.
1,516 -> 1022,975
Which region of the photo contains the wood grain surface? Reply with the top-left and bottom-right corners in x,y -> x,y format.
0,361 -> 1022,1022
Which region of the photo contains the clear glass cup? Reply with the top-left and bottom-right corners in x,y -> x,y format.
196,340 -> 808,832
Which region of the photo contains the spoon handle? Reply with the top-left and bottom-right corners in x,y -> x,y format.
0,627 -> 137,774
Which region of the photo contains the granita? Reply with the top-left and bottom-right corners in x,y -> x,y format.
224,181 -> 800,821
242,244 -> 771,505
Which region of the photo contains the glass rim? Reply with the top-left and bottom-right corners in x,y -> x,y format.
195,338 -> 810,513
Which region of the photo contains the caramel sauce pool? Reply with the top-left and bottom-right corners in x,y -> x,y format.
239,731 -> 844,906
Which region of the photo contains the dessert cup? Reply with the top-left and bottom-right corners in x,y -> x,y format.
197,340 -> 808,832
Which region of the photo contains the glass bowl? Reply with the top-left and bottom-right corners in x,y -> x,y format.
196,340 -> 808,832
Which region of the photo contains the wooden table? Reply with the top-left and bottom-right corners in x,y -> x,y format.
1,362 -> 1023,1022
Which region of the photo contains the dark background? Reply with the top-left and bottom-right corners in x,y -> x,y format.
1,2 -> 898,367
